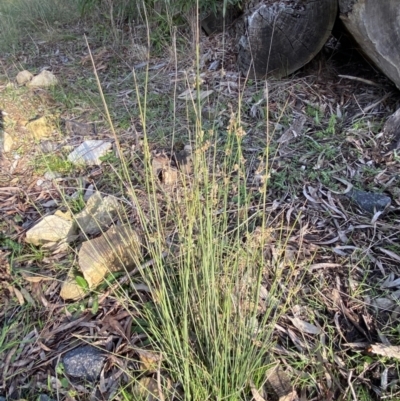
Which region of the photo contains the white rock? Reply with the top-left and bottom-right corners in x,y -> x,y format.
16,70 -> 33,85
26,211 -> 77,246
67,140 -> 112,166
75,191 -> 120,236
2,132 -> 14,152
28,70 -> 58,88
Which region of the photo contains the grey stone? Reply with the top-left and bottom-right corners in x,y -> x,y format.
74,191 -> 120,236
347,189 -> 391,214
62,345 -> 106,381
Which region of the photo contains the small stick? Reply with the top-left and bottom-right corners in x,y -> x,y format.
338,74 -> 381,87
347,370 -> 358,401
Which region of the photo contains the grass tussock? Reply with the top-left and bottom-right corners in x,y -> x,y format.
90,53 -> 289,397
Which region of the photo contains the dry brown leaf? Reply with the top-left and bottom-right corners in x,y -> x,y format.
101,316 -> 127,339
19,287 -> 35,305
178,89 -> 213,101
249,379 -> 267,401
266,365 -> 299,401
290,317 -> 321,335
368,344 -> 400,360
277,115 -> 306,145
135,348 -> 162,373
21,274 -> 53,283
42,314 -> 90,338
2,345 -> 17,384
378,248 -> 400,263
381,276 -> 400,288
133,377 -> 162,401
308,263 -> 342,271
373,297 -> 395,311
287,328 -> 307,352
13,286 -> 25,305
